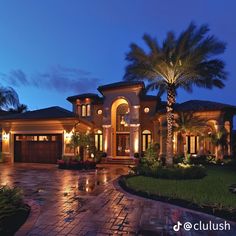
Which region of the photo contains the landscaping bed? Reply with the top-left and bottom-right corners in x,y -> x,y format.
120,166 -> 236,222
0,186 -> 30,235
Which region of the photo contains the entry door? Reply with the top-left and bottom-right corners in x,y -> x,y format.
116,134 -> 130,156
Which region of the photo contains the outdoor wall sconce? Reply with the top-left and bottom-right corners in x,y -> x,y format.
3,132 -> 9,140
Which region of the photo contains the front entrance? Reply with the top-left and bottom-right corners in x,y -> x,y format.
116,134 -> 130,156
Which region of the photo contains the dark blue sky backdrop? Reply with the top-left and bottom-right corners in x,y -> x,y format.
0,0 -> 235,118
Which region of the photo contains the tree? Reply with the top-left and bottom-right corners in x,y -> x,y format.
174,112 -> 205,159
70,132 -> 94,160
8,104 -> 28,113
209,128 -> 228,160
124,23 -> 227,165
0,86 -> 19,110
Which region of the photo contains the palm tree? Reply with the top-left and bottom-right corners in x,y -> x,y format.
8,104 -> 28,113
124,23 -> 227,165
209,128 -> 228,160
174,112 -> 205,159
0,86 -> 19,110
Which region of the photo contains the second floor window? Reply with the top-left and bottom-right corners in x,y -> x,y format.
80,104 -> 91,117
81,105 -> 87,117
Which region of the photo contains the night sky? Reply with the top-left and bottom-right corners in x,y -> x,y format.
0,0 -> 235,120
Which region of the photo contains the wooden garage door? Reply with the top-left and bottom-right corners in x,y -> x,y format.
14,134 -> 62,164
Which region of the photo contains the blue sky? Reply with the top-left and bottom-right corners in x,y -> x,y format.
0,0 -> 235,115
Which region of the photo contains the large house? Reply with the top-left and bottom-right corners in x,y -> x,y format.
0,81 -> 236,163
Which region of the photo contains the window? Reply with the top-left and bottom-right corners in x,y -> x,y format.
144,107 -> 150,113
95,130 -> 103,151
81,105 -> 87,117
86,104 -> 91,116
142,130 -> 152,151
80,104 -> 91,117
186,135 -> 199,154
38,136 -> 49,141
76,105 -> 81,115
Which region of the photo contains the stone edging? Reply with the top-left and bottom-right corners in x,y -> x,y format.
114,176 -> 236,225
15,199 -> 41,236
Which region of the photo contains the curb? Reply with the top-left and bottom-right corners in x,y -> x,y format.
15,199 -> 41,236
114,176 -> 236,225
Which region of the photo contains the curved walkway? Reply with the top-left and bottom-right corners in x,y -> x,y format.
0,163 -> 236,235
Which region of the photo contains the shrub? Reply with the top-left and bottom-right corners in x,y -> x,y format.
0,186 -> 30,235
173,155 -> 184,164
101,152 -> 107,158
139,165 -> 206,179
134,153 -> 140,158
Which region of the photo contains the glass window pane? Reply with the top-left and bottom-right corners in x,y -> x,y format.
87,104 -> 91,116
99,134 -> 103,151
82,105 -> 86,117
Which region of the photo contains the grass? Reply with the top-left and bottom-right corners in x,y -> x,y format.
124,166 -> 236,213
0,186 -> 30,235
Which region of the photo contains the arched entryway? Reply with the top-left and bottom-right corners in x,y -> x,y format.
111,98 -> 130,157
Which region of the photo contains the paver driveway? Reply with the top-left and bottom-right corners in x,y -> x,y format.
0,163 -> 236,236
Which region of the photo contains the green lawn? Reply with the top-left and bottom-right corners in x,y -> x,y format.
125,166 -> 236,211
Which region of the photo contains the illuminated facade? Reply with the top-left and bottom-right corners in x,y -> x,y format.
0,81 -> 236,163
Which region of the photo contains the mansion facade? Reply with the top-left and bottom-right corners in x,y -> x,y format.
1,81 -> 236,163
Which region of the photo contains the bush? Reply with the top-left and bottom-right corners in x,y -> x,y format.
101,152 -> 107,158
137,164 -> 206,180
134,153 -> 140,158
173,155 -> 184,164
0,186 -> 30,235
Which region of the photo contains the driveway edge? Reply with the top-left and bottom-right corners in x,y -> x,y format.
15,199 -> 41,236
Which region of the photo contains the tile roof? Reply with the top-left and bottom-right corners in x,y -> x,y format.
175,100 -> 236,112
0,106 -> 76,120
67,93 -> 101,102
98,81 -> 144,93
158,100 -> 236,113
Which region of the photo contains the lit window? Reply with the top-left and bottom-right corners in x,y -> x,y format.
186,136 -> 199,154
144,107 -> 150,113
81,105 -> 86,117
97,109 -> 102,115
86,104 -> 91,116
95,130 -> 103,151
142,130 -> 152,151
39,136 -> 49,141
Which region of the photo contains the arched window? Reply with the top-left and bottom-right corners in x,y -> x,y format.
81,105 -> 87,117
86,104 -> 91,116
95,130 -> 103,151
142,130 -> 152,151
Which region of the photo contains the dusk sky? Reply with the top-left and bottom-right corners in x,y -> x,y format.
0,0 -> 235,115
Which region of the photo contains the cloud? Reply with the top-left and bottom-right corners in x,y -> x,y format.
1,65 -> 100,93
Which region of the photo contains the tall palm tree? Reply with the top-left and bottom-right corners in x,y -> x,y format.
123,23 -> 227,165
0,86 -> 19,110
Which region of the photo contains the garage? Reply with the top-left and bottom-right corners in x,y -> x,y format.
14,134 -> 62,164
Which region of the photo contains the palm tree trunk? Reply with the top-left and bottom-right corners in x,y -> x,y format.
166,85 -> 176,166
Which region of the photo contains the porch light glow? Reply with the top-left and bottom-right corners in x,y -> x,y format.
64,131 -> 72,143
120,116 -> 126,125
3,132 -> 9,140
